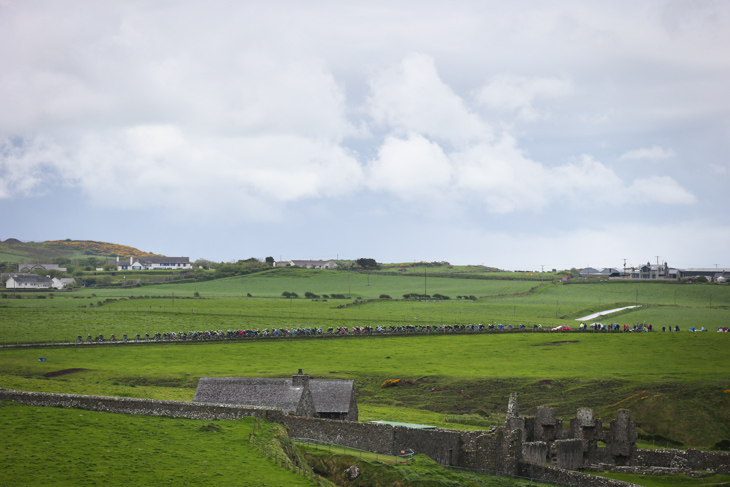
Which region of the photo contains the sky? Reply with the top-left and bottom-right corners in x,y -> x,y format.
1,0 -> 729,270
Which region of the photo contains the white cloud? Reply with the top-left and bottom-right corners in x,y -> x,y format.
366,133 -> 452,200
367,53 -> 491,145
0,128 -> 364,217
619,146 -> 676,160
477,75 -> 572,121
628,176 -> 696,205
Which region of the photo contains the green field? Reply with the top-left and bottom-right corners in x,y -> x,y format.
2,271 -> 730,486
0,400 -> 318,487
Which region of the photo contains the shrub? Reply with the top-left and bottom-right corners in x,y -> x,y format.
281,291 -> 299,298
381,379 -> 401,388
379,294 -> 391,299
304,291 -> 320,299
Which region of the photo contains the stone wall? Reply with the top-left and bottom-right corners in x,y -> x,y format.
632,449 -> 730,475
518,462 -> 641,487
0,388 -> 283,422
553,439 -> 584,469
282,415 -> 394,454
522,441 -> 548,465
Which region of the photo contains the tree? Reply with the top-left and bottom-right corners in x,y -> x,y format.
356,258 -> 379,269
194,258 -> 216,270
265,256 -> 275,266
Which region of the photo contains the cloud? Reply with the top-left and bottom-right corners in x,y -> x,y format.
477,75 -> 572,121
367,53 -> 491,145
628,176 -> 696,205
619,145 -> 676,160
366,133 -> 452,200
0,128 -> 364,218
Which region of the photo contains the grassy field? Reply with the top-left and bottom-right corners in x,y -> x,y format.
1,274 -> 728,346
0,400 -> 318,487
592,471 -> 730,487
1,273 -> 729,486
1,331 -> 728,445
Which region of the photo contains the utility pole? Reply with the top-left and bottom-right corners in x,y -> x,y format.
424,268 -> 427,295
655,255 -> 660,265
541,265 -> 544,283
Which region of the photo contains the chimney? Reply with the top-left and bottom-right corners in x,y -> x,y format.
292,369 -> 310,388
130,256 -> 133,265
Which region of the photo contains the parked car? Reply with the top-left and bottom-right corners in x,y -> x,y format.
551,325 -> 571,331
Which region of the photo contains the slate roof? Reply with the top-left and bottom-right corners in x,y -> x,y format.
18,264 -> 67,272
193,375 -> 355,415
11,275 -> 52,284
194,378 -> 304,413
310,380 -> 353,413
140,256 -> 190,265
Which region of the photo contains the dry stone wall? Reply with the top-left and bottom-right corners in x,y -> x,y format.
0,388 -> 283,422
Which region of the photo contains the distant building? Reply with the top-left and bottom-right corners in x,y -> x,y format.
628,262 -> 679,280
5,275 -> 53,289
18,263 -> 67,273
193,370 -> 358,421
109,256 -> 192,271
579,267 -> 625,278
678,268 -> 729,280
275,260 -> 338,270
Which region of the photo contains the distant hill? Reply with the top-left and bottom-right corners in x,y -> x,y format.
0,239 -> 159,263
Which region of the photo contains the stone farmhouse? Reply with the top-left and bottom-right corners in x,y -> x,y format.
275,260 -> 338,270
109,256 -> 192,271
193,370 -> 358,421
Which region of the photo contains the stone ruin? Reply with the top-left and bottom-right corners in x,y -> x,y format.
506,395 -> 637,470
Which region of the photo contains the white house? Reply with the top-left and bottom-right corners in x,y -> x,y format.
5,275 -> 53,289
110,256 -> 192,271
276,260 -> 338,270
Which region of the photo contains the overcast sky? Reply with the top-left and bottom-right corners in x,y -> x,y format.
1,0 -> 729,270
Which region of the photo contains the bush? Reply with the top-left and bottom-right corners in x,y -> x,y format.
379,294 -> 391,299
282,291 -> 299,298
304,291 -> 320,299
432,293 -> 450,300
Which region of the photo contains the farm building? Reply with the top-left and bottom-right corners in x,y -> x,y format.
5,275 -> 53,289
193,370 -> 358,421
628,262 -> 679,279
109,256 -> 192,271
275,260 -> 338,270
579,267 -> 624,278
18,263 -> 67,273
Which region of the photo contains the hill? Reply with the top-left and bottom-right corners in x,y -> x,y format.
0,239 -> 159,264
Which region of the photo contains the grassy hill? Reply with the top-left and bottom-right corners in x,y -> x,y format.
0,238 -> 158,264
